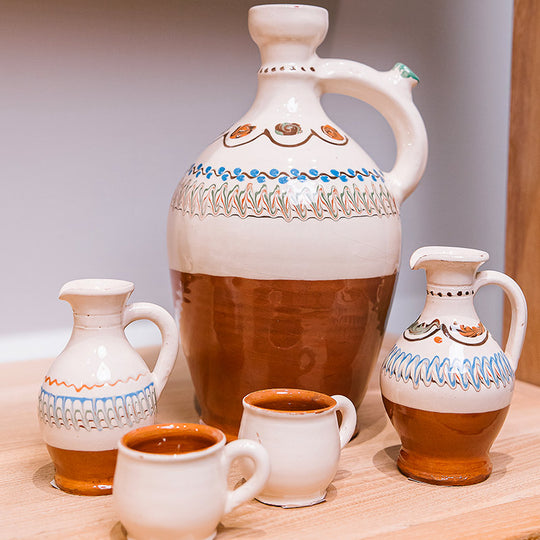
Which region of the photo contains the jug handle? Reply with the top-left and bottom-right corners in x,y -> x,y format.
317,59 -> 428,206
473,270 -> 528,371
123,302 -> 179,399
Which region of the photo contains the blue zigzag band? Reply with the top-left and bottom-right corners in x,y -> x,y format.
381,345 -> 514,391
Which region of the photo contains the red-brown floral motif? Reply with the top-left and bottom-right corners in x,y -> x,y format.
456,322 -> 486,338
230,124 -> 256,139
321,124 -> 345,141
275,122 -> 302,136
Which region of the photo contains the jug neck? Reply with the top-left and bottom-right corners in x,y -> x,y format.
72,311 -> 125,331
251,71 -> 321,115
419,287 -> 479,322
249,4 -> 327,66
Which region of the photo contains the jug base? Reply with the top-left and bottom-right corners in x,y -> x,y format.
382,397 -> 509,486
397,448 -> 492,486
47,445 -> 117,495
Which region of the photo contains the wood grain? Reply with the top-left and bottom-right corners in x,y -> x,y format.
2,338 -> 540,539
506,0 -> 540,385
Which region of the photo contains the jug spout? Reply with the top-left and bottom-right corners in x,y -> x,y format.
410,246 -> 489,288
59,278 -> 134,317
249,4 -> 328,65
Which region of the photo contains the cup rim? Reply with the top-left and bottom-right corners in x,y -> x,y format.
242,388 -> 337,416
118,422 -> 226,461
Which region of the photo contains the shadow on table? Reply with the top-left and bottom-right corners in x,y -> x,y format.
111,520 -> 268,538
110,522 -> 127,539
371,444 -> 401,479
372,445 -> 514,483
32,461 -> 56,493
349,394 -> 388,447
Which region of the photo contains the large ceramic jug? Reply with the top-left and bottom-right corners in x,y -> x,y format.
168,4 -> 428,439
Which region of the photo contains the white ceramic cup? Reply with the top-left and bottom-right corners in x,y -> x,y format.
238,388 -> 356,508
113,423 -> 270,540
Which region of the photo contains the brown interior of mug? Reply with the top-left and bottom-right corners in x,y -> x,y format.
245,388 -> 336,413
122,423 -> 223,455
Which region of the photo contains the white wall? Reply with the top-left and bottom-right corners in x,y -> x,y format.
0,0 -> 513,359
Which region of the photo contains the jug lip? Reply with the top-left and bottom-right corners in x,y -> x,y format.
59,278 -> 134,298
410,246 -> 489,270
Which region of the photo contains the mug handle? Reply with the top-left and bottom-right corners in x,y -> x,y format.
317,59 -> 428,206
473,270 -> 528,371
332,395 -> 357,449
222,439 -> 270,514
123,302 -> 179,399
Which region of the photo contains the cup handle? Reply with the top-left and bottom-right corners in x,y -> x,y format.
317,59 -> 428,206
222,439 -> 270,514
332,395 -> 357,449
473,270 -> 528,371
122,302 -> 179,399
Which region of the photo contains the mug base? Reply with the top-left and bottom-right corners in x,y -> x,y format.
47,444 -> 117,495
255,491 -> 326,508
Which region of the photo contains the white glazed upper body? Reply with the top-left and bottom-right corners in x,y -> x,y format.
167,4 -> 427,282
380,247 -> 528,414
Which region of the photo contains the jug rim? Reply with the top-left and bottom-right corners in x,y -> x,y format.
59,278 -> 134,298
410,246 -> 489,270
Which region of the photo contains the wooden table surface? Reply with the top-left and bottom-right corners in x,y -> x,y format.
2,337 -> 540,539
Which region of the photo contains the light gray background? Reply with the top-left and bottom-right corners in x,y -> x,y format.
0,0 -> 513,356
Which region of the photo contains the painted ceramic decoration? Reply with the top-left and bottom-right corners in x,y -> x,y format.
238,388 -> 356,508
38,279 -> 178,495
380,247 -> 527,485
114,423 -> 269,540
167,4 -> 428,439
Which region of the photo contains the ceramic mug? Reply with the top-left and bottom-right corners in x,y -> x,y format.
238,388 -> 356,508
113,423 -> 270,540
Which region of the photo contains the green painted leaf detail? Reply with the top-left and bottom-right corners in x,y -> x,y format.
394,62 -> 419,83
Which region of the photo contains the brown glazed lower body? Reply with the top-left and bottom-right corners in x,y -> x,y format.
171,270 -> 396,439
46,445 -> 117,495
382,397 -> 510,485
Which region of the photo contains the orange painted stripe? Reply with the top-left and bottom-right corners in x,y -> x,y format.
44,373 -> 146,393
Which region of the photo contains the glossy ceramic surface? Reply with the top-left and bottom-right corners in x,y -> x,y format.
238,388 -> 356,507
380,246 -> 527,485
167,3 -> 428,439
113,423 -> 270,540
38,279 -> 178,495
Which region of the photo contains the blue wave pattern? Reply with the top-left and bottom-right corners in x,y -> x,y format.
188,163 -> 386,185
382,345 -> 514,391
38,382 -> 157,431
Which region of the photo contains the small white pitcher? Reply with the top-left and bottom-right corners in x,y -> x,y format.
38,278 -> 179,495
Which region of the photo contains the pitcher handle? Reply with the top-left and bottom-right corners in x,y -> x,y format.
473,270 -> 528,371
317,59 -> 428,206
123,302 -> 179,399
222,439 -> 270,514
332,395 -> 356,449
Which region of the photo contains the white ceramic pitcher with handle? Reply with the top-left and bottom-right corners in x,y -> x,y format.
38,278 -> 179,495
381,246 -> 527,485
168,3 -> 428,439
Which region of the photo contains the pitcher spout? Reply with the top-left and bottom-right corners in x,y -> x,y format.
59,278 -> 134,316
410,246 -> 489,288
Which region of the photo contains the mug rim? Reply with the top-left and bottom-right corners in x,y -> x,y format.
118,422 -> 226,461
242,388 -> 336,416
